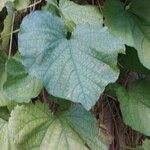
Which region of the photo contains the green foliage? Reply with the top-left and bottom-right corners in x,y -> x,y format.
9,103 -> 107,150
3,55 -> 43,103
104,0 -> 150,69
114,80 -> 150,136
0,0 -> 150,149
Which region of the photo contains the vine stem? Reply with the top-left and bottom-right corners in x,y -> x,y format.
8,11 -> 15,59
0,29 -> 20,40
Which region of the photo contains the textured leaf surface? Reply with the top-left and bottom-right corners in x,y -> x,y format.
104,0 -> 150,69
60,0 -> 103,26
19,11 -> 124,110
3,56 -> 43,103
116,80 -> 150,136
9,103 -> 107,150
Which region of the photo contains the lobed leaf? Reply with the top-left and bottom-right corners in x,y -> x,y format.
9,103 -> 107,150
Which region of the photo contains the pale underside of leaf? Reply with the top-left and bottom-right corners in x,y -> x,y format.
19,11 -> 124,110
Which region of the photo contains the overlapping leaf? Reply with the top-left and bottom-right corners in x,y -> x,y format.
59,0 -> 103,26
104,0 -> 150,69
3,55 -> 43,103
18,11 -> 124,110
9,103 -> 107,150
115,80 -> 150,136
0,51 -> 12,106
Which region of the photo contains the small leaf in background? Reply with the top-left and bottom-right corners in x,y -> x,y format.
115,80 -> 150,136
13,0 -> 30,11
44,0 -> 103,30
59,0 -> 103,26
134,140 -> 150,150
104,0 -> 150,69
0,3 -> 14,51
0,0 -> 14,11
3,55 -> 43,103
42,0 -> 59,16
9,103 -> 108,150
18,11 -> 124,110
118,46 -> 150,74
0,51 -> 12,106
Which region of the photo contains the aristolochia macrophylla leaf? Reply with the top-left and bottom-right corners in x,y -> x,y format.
18,11 -> 124,110
9,103 -> 108,150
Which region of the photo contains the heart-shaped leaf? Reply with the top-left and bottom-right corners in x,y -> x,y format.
18,11 -> 124,110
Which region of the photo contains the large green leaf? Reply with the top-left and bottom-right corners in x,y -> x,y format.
0,3 -> 14,51
115,80 -> 150,136
104,0 -> 150,69
3,55 -> 43,103
44,0 -> 103,31
9,103 -> 107,150
18,11 -> 124,110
